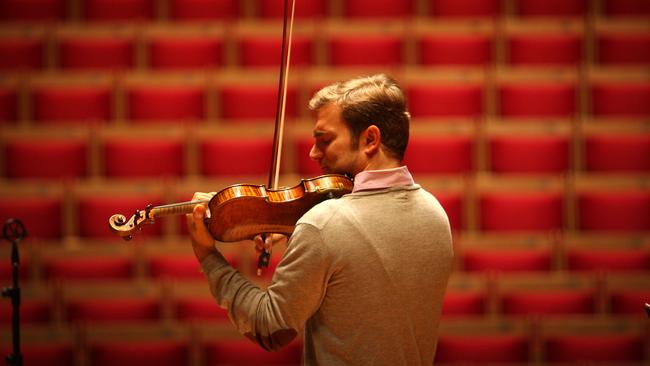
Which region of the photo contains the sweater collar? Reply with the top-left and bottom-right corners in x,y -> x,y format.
352,166 -> 415,193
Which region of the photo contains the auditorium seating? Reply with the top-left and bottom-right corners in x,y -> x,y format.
168,0 -> 240,21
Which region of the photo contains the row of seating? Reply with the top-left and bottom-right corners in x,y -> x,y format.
1,69 -> 649,123
1,18 -> 649,71
2,0 -> 649,22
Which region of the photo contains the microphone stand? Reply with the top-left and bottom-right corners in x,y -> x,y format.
2,218 -> 27,366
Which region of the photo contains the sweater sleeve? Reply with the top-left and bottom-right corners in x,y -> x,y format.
200,223 -> 330,351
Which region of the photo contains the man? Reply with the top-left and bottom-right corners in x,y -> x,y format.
188,74 -> 454,365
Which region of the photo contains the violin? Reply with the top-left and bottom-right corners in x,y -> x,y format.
108,0 -> 353,270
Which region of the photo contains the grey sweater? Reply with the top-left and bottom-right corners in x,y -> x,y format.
201,184 -> 454,365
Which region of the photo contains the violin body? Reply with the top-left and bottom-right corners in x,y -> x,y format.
208,174 -> 353,242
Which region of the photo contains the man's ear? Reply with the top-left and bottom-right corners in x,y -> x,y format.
362,125 -> 381,155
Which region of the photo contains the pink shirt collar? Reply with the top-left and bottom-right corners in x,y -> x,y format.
352,166 -> 415,193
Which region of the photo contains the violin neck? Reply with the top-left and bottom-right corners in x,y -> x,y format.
149,199 -> 209,219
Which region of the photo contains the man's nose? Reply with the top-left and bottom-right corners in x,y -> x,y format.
309,145 -> 321,161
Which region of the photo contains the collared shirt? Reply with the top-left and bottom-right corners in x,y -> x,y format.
352,165 -> 415,193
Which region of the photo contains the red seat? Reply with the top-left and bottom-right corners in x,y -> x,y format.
203,339 -> 302,365
610,289 -> 650,315
0,196 -> 63,238
566,249 -> 650,272
0,259 -> 30,282
403,135 -> 474,175
103,138 -> 185,178
0,85 -> 18,122
598,33 -> 650,65
237,35 -> 313,68
577,190 -> 650,231
343,0 -> 413,18
516,0 -> 588,17
463,248 -> 554,272
32,84 -> 112,123
435,334 -> 530,363
148,35 -> 224,70
0,299 -> 52,324
479,191 -> 564,231
0,343 -> 75,366
0,0 -> 66,22
327,35 -> 403,67
499,82 -> 577,118
77,195 -> 164,238
407,84 -> 484,118
91,339 -> 190,366
43,256 -> 134,280
147,254 -> 205,280
417,34 -> 492,66
584,134 -> 650,172
508,34 -> 582,66
66,298 -> 161,322
127,84 -> 205,122
544,334 -> 644,363
4,138 -> 88,179
604,0 -> 650,17
430,191 -> 464,231
58,35 -> 134,70
199,137 -> 272,176
82,0 -> 155,22
174,297 -> 229,321
441,291 -> 487,316
591,81 -> 650,117
429,0 -> 501,18
501,290 -> 595,315
489,135 -> 570,174
0,37 -> 43,70
256,0 -> 326,18
219,84 -> 297,121
169,0 -> 239,20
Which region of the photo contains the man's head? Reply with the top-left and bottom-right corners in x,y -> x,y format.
308,74 -> 410,176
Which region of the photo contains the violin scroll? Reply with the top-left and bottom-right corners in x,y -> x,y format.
109,205 -> 155,241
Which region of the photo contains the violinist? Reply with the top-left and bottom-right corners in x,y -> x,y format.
188,73 -> 454,365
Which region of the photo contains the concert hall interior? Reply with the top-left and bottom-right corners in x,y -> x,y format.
0,0 -> 649,365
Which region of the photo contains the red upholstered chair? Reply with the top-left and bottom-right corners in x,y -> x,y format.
174,297 -> 230,321
0,0 -> 66,22
199,137 -> 272,176
403,135 -> 474,175
58,35 -> 135,70
169,0 -> 239,20
0,85 -> 18,122
0,36 -> 44,70
147,254 -> 205,280
237,35 -> 313,68
590,81 -> 650,117
441,291 -> 487,317
429,0 -> 501,18
584,134 -> 650,173
256,0 -> 326,18
610,289 -> 650,315
82,0 -> 155,22
407,84 -> 484,118
507,33 -> 582,66
4,138 -> 88,179
463,248 -> 554,272
603,0 -> 650,17
203,339 -> 302,365
43,256 -> 134,280
342,0 -> 413,18
0,196 -> 63,239
577,190 -> 650,232
417,34 -> 493,66
515,0 -> 588,17
126,84 -> 205,122
566,249 -> 650,272
435,334 -> 530,363
218,84 -> 297,121
0,299 -> 52,324
77,195 -> 164,238
147,35 -> 223,70
430,190 -> 464,232
544,334 -> 645,363
295,136 -> 321,176
597,33 -> 650,65
479,191 -> 564,232
65,298 -> 161,323
0,343 -> 75,366
501,290 -> 596,316
488,134 -> 570,174
90,339 -> 190,366
31,84 -> 112,123
498,82 -> 577,118
0,259 -> 30,285
327,35 -> 403,67
103,137 -> 185,178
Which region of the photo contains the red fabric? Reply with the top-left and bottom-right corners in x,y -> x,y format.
598,33 -> 650,65
0,343 -> 75,366
295,136 -> 322,176
59,36 -> 134,70
463,248 -> 553,272
0,196 -> 62,238
0,0 -> 65,21
508,34 -> 582,65
499,82 -> 576,117
66,298 -> 160,322
0,299 -> 51,324
0,86 -> 18,122
83,0 -> 154,21
169,0 -> 239,20
430,0 -> 501,17
578,190 -> 650,231
591,82 -> 650,117
610,290 -> 650,315
584,134 -> 650,172
328,36 -> 403,67
91,340 -> 189,366
501,290 -> 595,315
516,0 -> 588,17
604,0 -> 650,17
174,297 -> 230,321
200,138 -> 272,176
219,84 -> 297,120
567,249 -> 650,271
33,85 -> 112,122
489,135 -> 570,173
545,334 -> 644,362
430,191 -> 464,231
127,85 -> 205,121
0,37 -> 43,70
257,0 -> 326,18
148,254 -> 205,280
203,339 -> 302,365
44,256 -> 134,280
343,0 -> 413,18
435,334 -> 530,363
103,138 -> 185,178
418,34 -> 492,66
238,36 -> 313,68
407,84 -> 483,117
4,139 -> 88,179
479,191 -> 564,231
149,36 -> 223,69
404,135 -> 474,174
441,291 -> 487,316
77,195 -> 164,238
